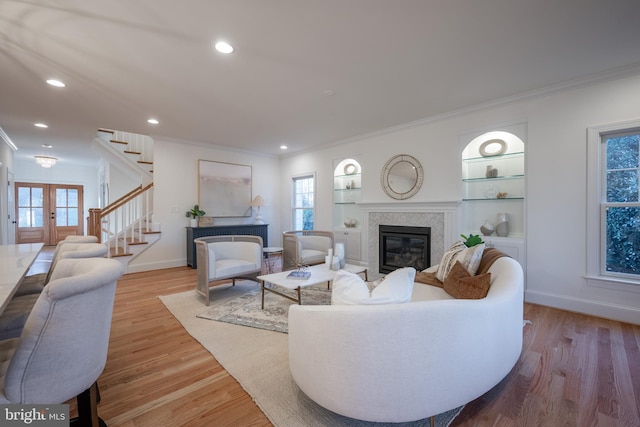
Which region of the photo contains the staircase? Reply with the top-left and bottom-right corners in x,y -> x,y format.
90,129 -> 159,272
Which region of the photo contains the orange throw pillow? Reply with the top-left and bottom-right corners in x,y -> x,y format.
443,261 -> 491,299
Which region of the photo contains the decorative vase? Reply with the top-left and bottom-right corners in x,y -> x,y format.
496,213 -> 509,237
480,220 -> 494,236
190,218 -> 198,228
335,243 -> 346,268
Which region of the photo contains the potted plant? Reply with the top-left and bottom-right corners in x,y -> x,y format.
186,204 -> 205,227
460,233 -> 484,247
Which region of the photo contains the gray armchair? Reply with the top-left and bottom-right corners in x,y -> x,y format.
0,242 -> 109,340
0,257 -> 123,426
282,230 -> 334,270
195,235 -> 263,306
15,236 -> 102,297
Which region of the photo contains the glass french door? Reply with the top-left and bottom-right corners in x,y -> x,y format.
15,183 -> 84,245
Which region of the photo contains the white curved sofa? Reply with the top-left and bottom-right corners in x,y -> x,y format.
288,255 -> 524,423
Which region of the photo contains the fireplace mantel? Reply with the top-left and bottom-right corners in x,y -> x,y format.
358,201 -> 460,212
358,200 -> 460,279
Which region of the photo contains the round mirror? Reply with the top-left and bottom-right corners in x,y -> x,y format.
381,154 -> 424,200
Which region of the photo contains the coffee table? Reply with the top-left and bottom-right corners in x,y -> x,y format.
257,264 -> 368,309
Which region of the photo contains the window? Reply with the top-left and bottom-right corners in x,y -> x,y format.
18,186 -> 44,227
587,121 -> 640,286
292,174 -> 315,230
602,131 -> 640,277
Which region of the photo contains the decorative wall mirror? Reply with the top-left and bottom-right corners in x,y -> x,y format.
380,154 -> 424,200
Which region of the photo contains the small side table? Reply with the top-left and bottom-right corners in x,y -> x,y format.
263,246 -> 284,273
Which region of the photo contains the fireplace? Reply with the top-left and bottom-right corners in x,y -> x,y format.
379,225 -> 431,274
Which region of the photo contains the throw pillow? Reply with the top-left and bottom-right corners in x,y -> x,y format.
371,267 -> 416,304
331,270 -> 370,305
331,267 -> 415,305
414,270 -> 444,288
435,241 -> 486,282
443,261 -> 491,299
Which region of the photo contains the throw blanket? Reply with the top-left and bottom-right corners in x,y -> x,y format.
414,247 -> 510,288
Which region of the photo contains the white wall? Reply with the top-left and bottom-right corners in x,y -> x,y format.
0,141 -> 15,244
128,138 -> 281,271
280,73 -> 640,324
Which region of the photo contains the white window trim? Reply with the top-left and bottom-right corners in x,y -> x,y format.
291,172 -> 316,230
586,119 -> 640,292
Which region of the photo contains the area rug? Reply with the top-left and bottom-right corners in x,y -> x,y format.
159,281 -> 463,427
197,287 -> 331,333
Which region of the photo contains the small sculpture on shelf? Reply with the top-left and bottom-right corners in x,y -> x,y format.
480,220 -> 494,236
344,218 -> 357,228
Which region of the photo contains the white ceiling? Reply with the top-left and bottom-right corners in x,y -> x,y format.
2,0 -> 640,165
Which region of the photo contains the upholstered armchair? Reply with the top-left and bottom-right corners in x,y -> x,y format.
15,236 -> 101,297
282,230 -> 334,270
0,242 -> 109,340
0,257 -> 123,426
195,235 -> 263,306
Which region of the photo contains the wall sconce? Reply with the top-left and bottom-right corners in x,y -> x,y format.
250,195 -> 266,225
35,156 -> 57,168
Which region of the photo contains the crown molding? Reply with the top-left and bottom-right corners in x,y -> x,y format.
0,126 -> 18,151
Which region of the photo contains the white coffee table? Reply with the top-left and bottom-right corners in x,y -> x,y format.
257,263 -> 368,309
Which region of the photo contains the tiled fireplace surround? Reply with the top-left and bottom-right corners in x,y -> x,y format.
359,202 -> 459,280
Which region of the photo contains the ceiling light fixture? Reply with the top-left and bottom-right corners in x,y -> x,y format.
34,156 -> 57,168
46,79 -> 66,88
280,145 -> 288,150
147,118 -> 159,125
42,144 -> 53,148
34,123 -> 48,128
214,41 -> 234,54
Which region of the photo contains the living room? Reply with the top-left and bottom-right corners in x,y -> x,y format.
1,2 -> 639,425
7,69 -> 640,324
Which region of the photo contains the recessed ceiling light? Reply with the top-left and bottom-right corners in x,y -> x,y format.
46,79 -> 66,88
34,123 -> 48,128
323,89 -> 335,96
280,145 -> 288,150
41,144 -> 53,148
147,118 -> 159,125
214,41 -> 234,54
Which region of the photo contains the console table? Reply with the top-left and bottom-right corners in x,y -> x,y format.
186,224 -> 269,268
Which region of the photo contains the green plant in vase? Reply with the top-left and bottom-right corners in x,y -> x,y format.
186,205 -> 205,226
460,233 -> 484,248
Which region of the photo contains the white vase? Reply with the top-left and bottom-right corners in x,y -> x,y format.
190,218 -> 198,228
496,213 -> 509,237
335,243 -> 346,268
480,220 -> 494,236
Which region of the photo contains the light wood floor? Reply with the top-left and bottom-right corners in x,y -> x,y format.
51,256 -> 639,426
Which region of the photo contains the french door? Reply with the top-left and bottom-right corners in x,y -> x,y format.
15,183 -> 84,245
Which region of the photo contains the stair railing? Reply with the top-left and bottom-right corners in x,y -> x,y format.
88,183 -> 154,256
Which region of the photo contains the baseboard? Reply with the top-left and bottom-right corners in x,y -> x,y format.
126,259 -> 188,274
525,290 -> 640,325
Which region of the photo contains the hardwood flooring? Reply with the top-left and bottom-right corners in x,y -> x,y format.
48,252 -> 639,426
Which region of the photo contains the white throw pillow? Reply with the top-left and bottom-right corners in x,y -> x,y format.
331,267 -> 415,305
436,241 -> 485,281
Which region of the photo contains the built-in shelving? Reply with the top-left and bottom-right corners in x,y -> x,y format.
459,127 -> 527,268
333,158 -> 363,263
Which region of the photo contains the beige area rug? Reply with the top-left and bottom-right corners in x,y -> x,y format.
197,286 -> 332,333
159,281 -> 463,427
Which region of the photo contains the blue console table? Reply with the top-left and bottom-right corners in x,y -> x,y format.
186,224 -> 269,268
